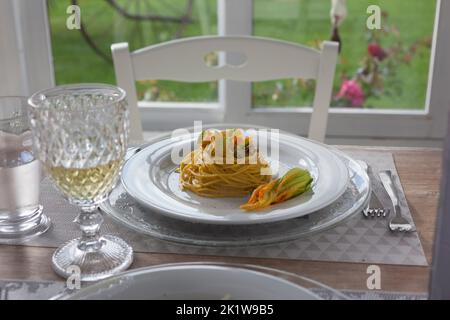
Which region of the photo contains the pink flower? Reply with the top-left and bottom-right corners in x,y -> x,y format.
368,43 -> 387,61
336,79 -> 364,107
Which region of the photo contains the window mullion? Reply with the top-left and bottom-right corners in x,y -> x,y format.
218,0 -> 253,123
0,0 -> 54,96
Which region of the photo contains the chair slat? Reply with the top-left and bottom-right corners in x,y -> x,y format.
111,36 -> 338,142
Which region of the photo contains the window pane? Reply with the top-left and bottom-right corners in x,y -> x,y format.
253,0 -> 436,110
48,0 -> 218,102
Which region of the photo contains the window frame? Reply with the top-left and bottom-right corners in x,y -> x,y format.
215,0 -> 448,141
3,0 -> 448,143
140,0 -> 450,142
0,0 -> 54,96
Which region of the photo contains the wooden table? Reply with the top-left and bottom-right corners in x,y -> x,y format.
0,146 -> 442,294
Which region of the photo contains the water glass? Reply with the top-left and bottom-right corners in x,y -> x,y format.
0,97 -> 51,242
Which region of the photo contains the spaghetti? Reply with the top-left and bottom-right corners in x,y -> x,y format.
178,129 -> 272,198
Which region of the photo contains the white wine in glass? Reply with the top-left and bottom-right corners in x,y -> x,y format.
45,160 -> 122,202
28,84 -> 133,281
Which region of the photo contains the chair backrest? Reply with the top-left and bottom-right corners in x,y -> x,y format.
111,36 -> 338,142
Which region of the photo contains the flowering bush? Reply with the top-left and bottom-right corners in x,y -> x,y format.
253,10 -> 432,109
333,11 -> 431,108
367,43 -> 387,61
335,79 -> 364,107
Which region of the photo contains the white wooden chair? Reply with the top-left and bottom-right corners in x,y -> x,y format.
111,36 -> 338,142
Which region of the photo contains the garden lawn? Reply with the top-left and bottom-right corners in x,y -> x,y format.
49,0 -> 436,110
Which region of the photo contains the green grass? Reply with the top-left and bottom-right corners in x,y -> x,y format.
48,0 -> 435,109
49,0 -> 218,101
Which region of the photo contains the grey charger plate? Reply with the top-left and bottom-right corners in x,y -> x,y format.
99,148 -> 370,247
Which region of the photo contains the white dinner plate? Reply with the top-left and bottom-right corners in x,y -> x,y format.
121,128 -> 349,225
56,264 -> 322,300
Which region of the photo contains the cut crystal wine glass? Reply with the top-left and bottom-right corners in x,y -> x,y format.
28,84 -> 133,281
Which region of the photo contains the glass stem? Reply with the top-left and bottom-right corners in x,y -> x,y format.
76,206 -> 105,251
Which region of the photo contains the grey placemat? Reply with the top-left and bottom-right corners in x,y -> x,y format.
0,279 -> 428,300
7,150 -> 427,266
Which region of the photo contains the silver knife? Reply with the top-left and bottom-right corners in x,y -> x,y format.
379,170 -> 414,232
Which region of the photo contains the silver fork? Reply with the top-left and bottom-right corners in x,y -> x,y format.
358,161 -> 390,218
363,190 -> 389,218
379,170 -> 415,232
